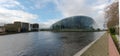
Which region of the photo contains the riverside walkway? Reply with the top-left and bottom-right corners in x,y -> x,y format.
74,32 -> 120,56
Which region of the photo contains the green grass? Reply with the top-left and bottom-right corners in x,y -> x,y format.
109,27 -> 120,53
40,29 -> 107,32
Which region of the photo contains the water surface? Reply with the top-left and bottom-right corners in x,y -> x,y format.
0,31 -> 105,56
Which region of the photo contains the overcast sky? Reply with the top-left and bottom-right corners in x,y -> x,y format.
0,0 -> 114,28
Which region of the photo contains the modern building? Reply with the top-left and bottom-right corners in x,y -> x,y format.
30,23 -> 39,31
14,21 -> 29,32
4,24 -> 20,32
4,21 -> 39,32
5,21 -> 30,32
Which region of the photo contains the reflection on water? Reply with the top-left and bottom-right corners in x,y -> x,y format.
0,31 -> 104,56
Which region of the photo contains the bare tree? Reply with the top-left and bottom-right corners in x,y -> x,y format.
105,1 -> 119,28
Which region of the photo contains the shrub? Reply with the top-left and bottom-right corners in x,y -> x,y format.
109,27 -> 115,34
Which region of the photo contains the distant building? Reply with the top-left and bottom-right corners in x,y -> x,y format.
5,21 -> 30,32
4,21 -> 39,32
0,26 -> 5,33
30,23 -> 39,31
14,21 -> 29,32
4,24 -> 20,32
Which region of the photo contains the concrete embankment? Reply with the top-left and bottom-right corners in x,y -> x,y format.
74,33 -> 109,56
0,31 -> 39,36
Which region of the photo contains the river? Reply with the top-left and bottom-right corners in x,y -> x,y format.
0,31 -> 105,56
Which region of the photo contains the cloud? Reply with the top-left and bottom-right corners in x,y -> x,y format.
0,0 -> 114,28
29,0 -> 52,9
39,18 -> 62,28
0,0 -> 25,9
93,4 -> 107,10
53,0 -> 111,28
0,0 -> 38,25
0,7 -> 38,22
54,0 -> 109,17
29,0 -> 110,28
54,0 -> 87,17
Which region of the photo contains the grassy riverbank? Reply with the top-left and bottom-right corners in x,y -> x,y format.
109,27 -> 120,53
110,34 -> 120,53
40,29 -> 107,32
